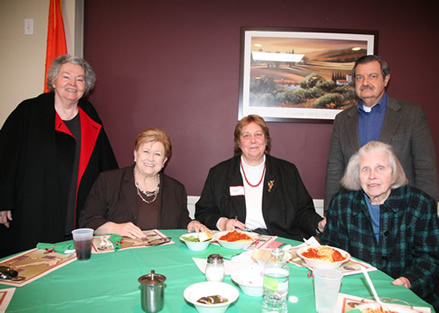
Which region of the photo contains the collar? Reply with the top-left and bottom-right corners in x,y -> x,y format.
357,92 -> 388,113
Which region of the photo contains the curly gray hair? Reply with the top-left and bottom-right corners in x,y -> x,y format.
46,54 -> 96,95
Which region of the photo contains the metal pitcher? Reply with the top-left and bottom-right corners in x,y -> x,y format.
138,270 -> 166,313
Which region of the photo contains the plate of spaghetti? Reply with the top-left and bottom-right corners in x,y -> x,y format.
297,245 -> 350,269
214,230 -> 258,250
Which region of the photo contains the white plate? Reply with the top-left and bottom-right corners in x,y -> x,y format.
184,281 -> 239,313
214,231 -> 258,250
297,245 -> 350,269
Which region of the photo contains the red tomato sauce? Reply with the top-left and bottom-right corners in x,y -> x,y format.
219,230 -> 252,242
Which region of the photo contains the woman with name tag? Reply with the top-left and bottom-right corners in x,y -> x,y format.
195,115 -> 325,241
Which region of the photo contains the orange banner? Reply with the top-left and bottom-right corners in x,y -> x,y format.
44,0 -> 67,92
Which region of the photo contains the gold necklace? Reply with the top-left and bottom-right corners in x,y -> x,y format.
134,169 -> 160,204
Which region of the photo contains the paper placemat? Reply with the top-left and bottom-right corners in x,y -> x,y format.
0,288 -> 15,313
92,229 -> 173,253
338,293 -> 431,313
287,245 -> 377,276
209,232 -> 282,250
0,249 -> 76,287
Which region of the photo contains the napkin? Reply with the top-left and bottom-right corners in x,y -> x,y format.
193,245 -> 245,260
36,240 -> 75,254
108,234 -> 123,251
193,250 -> 257,275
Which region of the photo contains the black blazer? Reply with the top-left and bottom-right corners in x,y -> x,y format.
80,165 -> 191,230
195,155 -> 323,241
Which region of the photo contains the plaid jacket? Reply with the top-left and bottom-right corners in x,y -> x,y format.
321,185 -> 439,308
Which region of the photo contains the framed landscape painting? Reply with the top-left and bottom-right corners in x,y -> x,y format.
238,27 -> 378,121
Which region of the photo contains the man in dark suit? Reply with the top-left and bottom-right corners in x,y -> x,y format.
324,55 -> 438,211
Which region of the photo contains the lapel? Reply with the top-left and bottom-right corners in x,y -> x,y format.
262,155 -> 279,214
228,157 -> 247,220
123,166 -> 139,221
378,96 -> 402,143
345,106 -> 361,150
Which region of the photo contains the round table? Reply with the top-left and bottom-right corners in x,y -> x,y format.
0,229 -> 433,312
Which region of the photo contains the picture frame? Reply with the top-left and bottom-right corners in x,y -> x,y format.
238,27 -> 378,122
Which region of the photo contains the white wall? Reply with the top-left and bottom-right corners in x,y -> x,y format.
0,0 -> 82,126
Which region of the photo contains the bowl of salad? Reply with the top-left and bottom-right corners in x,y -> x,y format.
180,232 -> 212,251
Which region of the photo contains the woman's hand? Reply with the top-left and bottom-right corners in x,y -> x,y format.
0,210 -> 12,228
318,218 -> 327,233
218,217 -> 246,231
392,276 -> 411,289
187,220 -> 210,233
95,222 -> 145,239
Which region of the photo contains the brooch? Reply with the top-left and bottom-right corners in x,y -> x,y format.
268,180 -> 274,192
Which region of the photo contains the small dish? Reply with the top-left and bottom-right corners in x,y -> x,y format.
184,281 -> 239,313
214,230 -> 258,250
231,267 -> 263,297
180,233 -> 212,251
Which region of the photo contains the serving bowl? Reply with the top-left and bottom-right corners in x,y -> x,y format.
180,233 -> 212,251
297,245 -> 350,269
231,267 -> 263,297
213,230 -> 258,250
184,281 -> 239,313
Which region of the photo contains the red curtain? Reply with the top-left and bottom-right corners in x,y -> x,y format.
44,0 -> 67,92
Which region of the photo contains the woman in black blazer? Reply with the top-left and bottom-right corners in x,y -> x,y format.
195,115 -> 325,241
80,128 -> 208,238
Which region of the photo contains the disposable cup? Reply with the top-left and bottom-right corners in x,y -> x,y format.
313,268 -> 343,313
72,228 -> 94,261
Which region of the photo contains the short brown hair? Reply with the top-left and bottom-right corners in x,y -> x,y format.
233,115 -> 271,156
135,128 -> 172,159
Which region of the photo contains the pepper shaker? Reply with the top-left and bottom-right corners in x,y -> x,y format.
205,254 -> 225,282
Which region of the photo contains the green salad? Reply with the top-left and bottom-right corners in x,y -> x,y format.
183,235 -> 200,242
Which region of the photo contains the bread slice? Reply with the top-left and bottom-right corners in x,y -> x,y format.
252,249 -> 272,263
198,231 -> 212,242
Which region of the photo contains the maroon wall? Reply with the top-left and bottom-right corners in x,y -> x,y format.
84,0 -> 439,198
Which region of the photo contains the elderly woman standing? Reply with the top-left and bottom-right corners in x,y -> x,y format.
80,128 -> 208,238
195,114 -> 325,241
0,55 -> 118,257
321,141 -> 439,309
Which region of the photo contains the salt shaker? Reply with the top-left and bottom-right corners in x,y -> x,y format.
205,254 -> 225,282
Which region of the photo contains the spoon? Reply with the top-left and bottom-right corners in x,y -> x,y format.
360,266 -> 389,310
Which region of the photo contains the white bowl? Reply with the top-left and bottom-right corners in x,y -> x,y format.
231,267 -> 263,297
297,245 -> 350,269
180,233 -> 212,251
214,231 -> 258,250
184,281 -> 239,313
356,302 -> 418,313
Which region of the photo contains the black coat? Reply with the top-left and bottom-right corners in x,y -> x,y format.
195,155 -> 322,241
0,93 -> 118,257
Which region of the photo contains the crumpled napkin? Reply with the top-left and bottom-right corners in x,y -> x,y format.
193,245 -> 244,260
36,240 -> 75,254
108,234 -> 123,251
193,250 -> 257,275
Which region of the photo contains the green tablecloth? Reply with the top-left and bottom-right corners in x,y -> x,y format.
0,229 -> 434,312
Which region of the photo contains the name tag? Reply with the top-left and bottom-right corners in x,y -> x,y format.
229,186 -> 245,196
